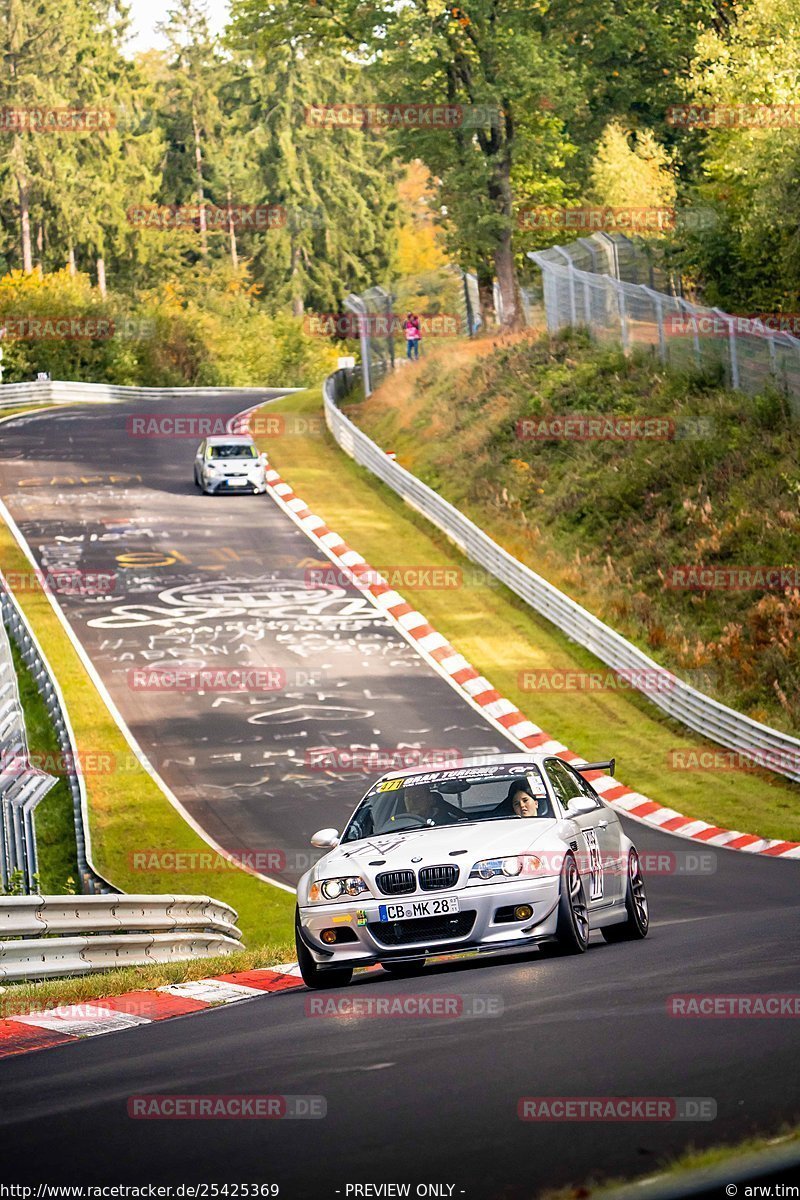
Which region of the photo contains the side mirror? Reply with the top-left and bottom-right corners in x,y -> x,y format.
311,827 -> 340,850
565,796 -> 597,818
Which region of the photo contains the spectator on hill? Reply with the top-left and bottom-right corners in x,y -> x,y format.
404,312 -> 421,360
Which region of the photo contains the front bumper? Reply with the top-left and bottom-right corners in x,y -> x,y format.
298,876 -> 562,970
204,473 -> 267,494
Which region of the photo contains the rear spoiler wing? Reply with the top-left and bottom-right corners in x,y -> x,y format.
574,759 -> 615,777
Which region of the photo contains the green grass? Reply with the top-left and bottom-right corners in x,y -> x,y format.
539,1124 -> 800,1198
0,403 -> 56,419
0,520 -> 296,944
255,385 -> 800,842
350,329 -> 800,737
7,639 -> 79,894
0,943 -> 294,1018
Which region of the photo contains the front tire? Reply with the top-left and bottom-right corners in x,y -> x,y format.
295,909 -> 353,989
540,853 -> 589,956
602,849 -> 649,942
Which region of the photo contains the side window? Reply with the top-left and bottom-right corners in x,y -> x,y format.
197,440 -> 206,457
563,764 -> 602,808
543,759 -> 584,809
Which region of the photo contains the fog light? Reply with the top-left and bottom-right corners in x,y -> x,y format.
320,929 -> 338,945
514,904 -> 533,921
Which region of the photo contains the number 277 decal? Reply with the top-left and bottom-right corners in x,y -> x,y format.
582,828 -> 604,901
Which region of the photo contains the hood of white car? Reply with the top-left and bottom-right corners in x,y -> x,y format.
314,819 -> 565,886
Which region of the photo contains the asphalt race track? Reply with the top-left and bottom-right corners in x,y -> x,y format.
1,397 -> 799,1197
0,396 -> 505,886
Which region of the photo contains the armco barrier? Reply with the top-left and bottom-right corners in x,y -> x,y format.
0,894 -> 242,980
0,570 -> 115,895
323,370 -> 800,785
0,612 -> 56,892
0,380 -> 282,408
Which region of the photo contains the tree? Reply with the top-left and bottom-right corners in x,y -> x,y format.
227,0 -> 577,328
157,0 -> 225,258
676,0 -> 800,309
589,121 -> 676,209
0,0 -> 93,271
224,19 -> 398,314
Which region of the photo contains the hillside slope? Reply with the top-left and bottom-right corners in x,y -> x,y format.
346,331 -> 800,738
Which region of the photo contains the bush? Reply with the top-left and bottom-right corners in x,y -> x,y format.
0,265 -> 339,388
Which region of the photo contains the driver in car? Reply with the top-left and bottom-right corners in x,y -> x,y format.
511,786 -> 540,818
401,784 -> 464,826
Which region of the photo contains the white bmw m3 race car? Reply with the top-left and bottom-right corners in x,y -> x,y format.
295,752 -> 649,988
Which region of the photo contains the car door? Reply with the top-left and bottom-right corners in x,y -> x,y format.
543,759 -> 622,906
565,762 -> 625,904
195,439 -> 206,478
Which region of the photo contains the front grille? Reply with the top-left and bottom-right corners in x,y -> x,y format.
376,870 -> 415,896
418,864 -> 459,891
368,911 -> 476,947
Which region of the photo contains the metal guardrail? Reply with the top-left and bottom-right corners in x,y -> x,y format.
323,369 -> 800,785
0,571 -> 116,895
0,894 -> 242,980
0,614 -> 56,892
0,380 -> 282,409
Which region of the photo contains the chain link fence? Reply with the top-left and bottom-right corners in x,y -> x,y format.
345,266 -> 485,397
529,234 -> 800,411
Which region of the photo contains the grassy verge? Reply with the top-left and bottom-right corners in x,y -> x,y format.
7,639 -> 79,894
255,386 -> 800,842
541,1124 -> 800,1198
0,943 -> 295,1019
0,403 -> 59,421
0,520 -> 296,944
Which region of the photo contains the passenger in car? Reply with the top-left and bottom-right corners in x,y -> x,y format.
493,782 -> 544,818
511,787 -> 540,818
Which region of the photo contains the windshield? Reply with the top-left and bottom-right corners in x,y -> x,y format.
341,767 -> 551,843
208,444 -> 258,459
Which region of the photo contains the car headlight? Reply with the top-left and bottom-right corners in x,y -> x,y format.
469,855 -> 543,881
308,876 -> 371,903
205,461 -> 220,473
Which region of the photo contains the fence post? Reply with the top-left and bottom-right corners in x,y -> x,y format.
729,319 -> 743,388
612,280 -> 630,353
462,270 -> 475,337
716,308 -> 740,391
642,286 -> 667,364
375,286 -> 394,372
767,334 -> 778,382
345,294 -> 371,397
678,299 -> 702,368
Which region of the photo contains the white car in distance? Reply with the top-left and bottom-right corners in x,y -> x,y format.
193,435 -> 268,495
